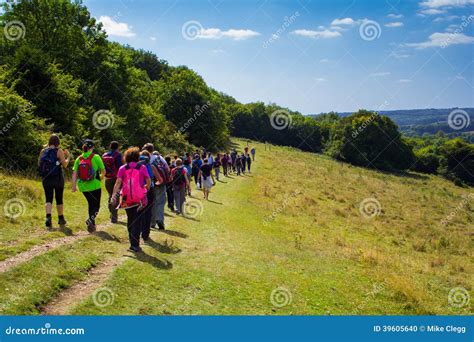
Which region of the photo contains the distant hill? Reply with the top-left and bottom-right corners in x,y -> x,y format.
309,108 -> 474,137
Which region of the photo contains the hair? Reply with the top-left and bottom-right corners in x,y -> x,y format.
204,158 -> 209,163
82,144 -> 91,152
140,150 -> 151,158
124,147 -> 140,163
152,151 -> 159,156
143,143 -> 154,153
165,156 -> 171,164
48,134 -> 60,147
176,158 -> 183,166
110,141 -> 119,150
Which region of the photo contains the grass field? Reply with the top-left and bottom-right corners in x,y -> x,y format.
0,139 -> 472,315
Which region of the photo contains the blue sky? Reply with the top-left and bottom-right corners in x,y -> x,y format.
83,0 -> 474,114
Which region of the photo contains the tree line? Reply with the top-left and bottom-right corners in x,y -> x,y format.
0,0 -> 472,186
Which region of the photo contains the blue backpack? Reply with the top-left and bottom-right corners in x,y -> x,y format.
139,156 -> 155,188
39,148 -> 60,179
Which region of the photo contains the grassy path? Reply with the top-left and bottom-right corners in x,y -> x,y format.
0,139 -> 472,315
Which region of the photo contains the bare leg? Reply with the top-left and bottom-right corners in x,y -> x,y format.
45,202 -> 52,215
57,204 -> 64,216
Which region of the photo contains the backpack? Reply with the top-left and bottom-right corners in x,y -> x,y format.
172,167 -> 186,187
78,153 -> 95,181
152,159 -> 170,185
192,160 -> 200,174
120,163 -> 147,207
139,157 -> 155,188
102,151 -> 119,178
39,148 -> 60,179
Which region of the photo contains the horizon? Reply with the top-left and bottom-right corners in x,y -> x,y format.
83,0 -> 474,115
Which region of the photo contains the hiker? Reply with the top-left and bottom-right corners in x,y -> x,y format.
208,152 -> 214,168
241,153 -> 247,174
236,154 -> 242,176
246,153 -> 252,173
221,153 -> 229,177
151,151 -> 168,230
111,147 -> 150,252
72,139 -> 105,233
142,143 -> 168,171
230,149 -> 237,172
183,156 -> 192,196
213,153 -> 221,181
191,154 -> 202,189
171,159 -> 189,214
165,155 -> 175,211
251,147 -> 256,161
199,158 -> 215,200
139,150 -> 161,240
102,141 -> 123,223
38,134 -> 70,228
227,152 -> 233,174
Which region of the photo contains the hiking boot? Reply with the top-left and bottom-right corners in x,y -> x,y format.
87,223 -> 96,233
45,216 -> 52,228
128,246 -> 142,253
157,221 -> 165,230
111,218 -> 118,224
58,217 -> 67,227
143,236 -> 150,242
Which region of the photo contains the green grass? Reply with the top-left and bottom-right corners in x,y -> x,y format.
0,139 -> 472,315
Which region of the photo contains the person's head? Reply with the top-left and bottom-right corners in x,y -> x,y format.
174,155 -> 178,160
152,150 -> 160,156
124,147 -> 140,163
140,150 -> 150,163
110,141 -> 119,151
48,134 -> 60,147
185,152 -> 190,157
143,143 -> 154,153
203,158 -> 209,164
82,139 -> 94,152
176,158 -> 183,167
165,155 -> 171,164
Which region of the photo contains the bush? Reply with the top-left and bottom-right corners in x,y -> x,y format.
439,138 -> 474,185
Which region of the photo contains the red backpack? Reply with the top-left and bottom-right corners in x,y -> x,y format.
102,151 -> 119,178
78,153 -> 95,181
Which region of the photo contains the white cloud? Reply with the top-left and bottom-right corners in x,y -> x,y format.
446,24 -> 460,32
99,15 -> 135,37
150,36 -> 157,41
398,79 -> 413,83
387,14 -> 404,19
330,26 -> 345,31
390,51 -> 410,59
420,0 -> 474,8
385,22 -> 404,27
406,32 -> 474,48
315,77 -> 326,82
197,28 -> 260,40
292,29 -> 342,39
370,72 -> 391,77
211,49 -> 225,54
331,17 -> 355,26
433,15 -> 460,22
319,58 -> 329,63
419,8 -> 447,15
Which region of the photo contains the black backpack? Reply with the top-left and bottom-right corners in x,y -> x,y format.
39,148 -> 60,179
173,167 -> 186,186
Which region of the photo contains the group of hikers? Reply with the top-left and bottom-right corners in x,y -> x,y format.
38,134 -> 256,253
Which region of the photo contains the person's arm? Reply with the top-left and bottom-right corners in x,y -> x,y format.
38,149 -> 44,167
211,168 -> 216,184
57,148 -> 70,168
72,171 -> 78,192
184,169 -> 190,187
151,165 -> 163,185
111,177 -> 122,206
145,177 -> 151,190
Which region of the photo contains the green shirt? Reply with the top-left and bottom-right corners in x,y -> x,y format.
73,151 -> 105,192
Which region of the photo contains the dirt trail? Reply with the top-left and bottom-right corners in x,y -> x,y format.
41,256 -> 126,315
0,219 -> 123,273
